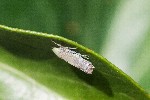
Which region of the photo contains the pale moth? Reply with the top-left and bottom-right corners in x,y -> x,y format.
52,41 -> 95,74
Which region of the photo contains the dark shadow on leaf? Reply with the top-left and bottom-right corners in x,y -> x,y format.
73,68 -> 114,97
0,33 -> 53,60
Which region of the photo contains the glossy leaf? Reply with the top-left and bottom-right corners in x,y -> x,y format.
0,25 -> 149,100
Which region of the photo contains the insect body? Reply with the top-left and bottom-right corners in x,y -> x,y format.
52,41 -> 95,74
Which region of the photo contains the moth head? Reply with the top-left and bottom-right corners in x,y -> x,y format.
52,47 -> 60,54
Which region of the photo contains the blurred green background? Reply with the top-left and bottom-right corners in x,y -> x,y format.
0,0 -> 150,94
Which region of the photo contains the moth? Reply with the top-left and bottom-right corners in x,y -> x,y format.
52,41 -> 95,74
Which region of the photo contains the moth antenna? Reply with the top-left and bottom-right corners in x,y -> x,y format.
51,40 -> 62,47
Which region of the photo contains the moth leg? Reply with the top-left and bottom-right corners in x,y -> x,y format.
81,55 -> 89,59
68,47 -> 76,50
74,53 -> 89,59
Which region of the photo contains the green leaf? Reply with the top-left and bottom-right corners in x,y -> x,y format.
0,25 -> 149,100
